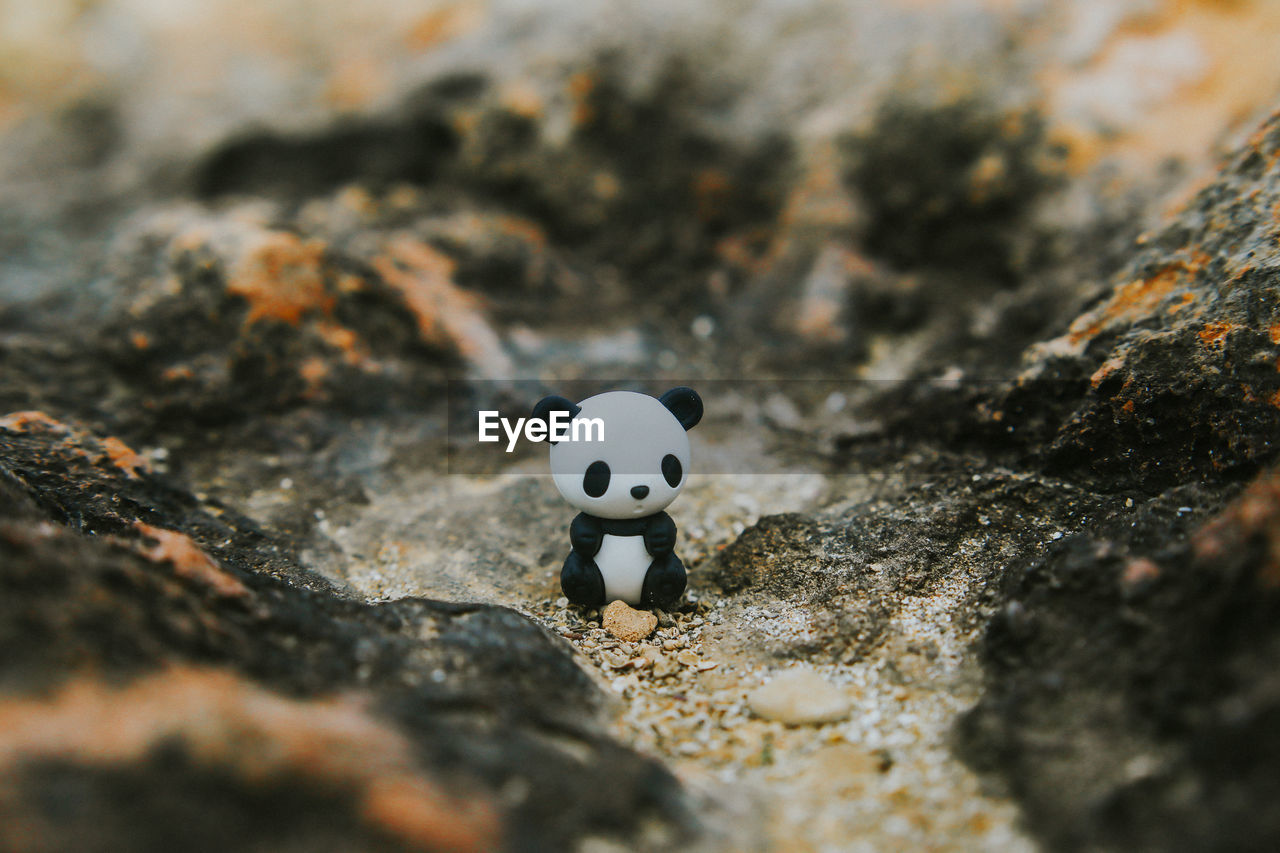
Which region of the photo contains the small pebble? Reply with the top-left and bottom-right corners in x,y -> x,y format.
602,600 -> 658,642
747,669 -> 853,725
653,658 -> 680,679
602,650 -> 629,668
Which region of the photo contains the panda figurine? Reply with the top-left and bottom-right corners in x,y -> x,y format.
533,387 -> 703,609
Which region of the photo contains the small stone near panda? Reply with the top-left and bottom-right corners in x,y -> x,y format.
747,669 -> 852,725
652,656 -> 681,679
603,599 -> 658,642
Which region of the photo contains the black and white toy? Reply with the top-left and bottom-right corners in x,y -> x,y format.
534,387 -> 703,609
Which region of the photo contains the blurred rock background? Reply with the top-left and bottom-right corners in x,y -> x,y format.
2,0 -> 1280,850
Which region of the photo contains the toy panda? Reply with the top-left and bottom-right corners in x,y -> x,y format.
533,387 -> 703,609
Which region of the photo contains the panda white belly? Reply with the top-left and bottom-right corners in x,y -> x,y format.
594,533 -> 651,605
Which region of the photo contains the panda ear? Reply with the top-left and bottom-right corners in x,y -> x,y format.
659,387 -> 703,431
532,394 -> 581,444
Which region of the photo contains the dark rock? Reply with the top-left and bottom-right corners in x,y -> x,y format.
958,469 -> 1280,852
0,416 -> 697,852
986,111 -> 1280,491
841,99 -> 1061,284
708,456 -> 1120,664
194,109 -> 462,200
0,410 -> 326,591
0,54 -> 795,456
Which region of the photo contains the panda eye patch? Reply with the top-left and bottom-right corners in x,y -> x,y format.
661,454 -> 682,488
583,460 -> 611,497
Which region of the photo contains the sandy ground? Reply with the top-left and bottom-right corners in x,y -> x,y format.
292,428 -> 1036,852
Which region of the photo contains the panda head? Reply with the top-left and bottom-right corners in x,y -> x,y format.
533,387 -> 703,520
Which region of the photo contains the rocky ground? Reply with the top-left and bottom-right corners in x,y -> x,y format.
3,1 -> 1280,851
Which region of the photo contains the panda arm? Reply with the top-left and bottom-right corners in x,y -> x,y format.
644,512 -> 677,555
569,513 -> 603,556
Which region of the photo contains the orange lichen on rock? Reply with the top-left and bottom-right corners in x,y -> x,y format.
323,54 -> 389,110
99,436 -> 151,479
0,669 -> 499,853
298,356 -> 332,399
1269,320 -> 1280,345
315,321 -> 374,368
500,80 -> 544,120
0,411 -> 69,434
568,71 -> 596,127
1040,0 -> 1280,175
1167,292 -> 1197,314
1067,252 -> 1211,346
1090,355 -> 1128,388
0,413 -> 150,479
779,146 -> 860,233
1192,468 -> 1280,586
1197,321 -> 1242,347
967,151 -> 1009,204
227,231 -> 333,327
714,229 -> 774,277
373,237 -> 464,341
372,235 -> 512,377
133,522 -> 249,599
1121,557 -> 1162,590
406,0 -> 485,52
490,213 -> 547,249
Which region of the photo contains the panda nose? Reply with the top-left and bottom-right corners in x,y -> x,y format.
630,485 -> 650,499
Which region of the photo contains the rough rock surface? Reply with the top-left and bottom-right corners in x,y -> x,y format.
0,420 -> 694,851
4,1 -> 1280,851
958,467 -> 1280,852
982,110 -> 1280,491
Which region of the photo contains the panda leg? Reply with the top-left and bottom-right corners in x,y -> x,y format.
561,550 -> 606,608
640,552 -> 687,609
